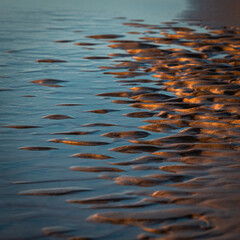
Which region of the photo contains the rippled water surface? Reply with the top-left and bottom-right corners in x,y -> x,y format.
1,1 -> 240,240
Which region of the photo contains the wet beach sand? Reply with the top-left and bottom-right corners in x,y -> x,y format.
184,0 -> 240,28
0,0 -> 240,239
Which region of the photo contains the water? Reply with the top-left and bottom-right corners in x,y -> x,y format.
0,1 -> 188,239
1,1 -> 240,240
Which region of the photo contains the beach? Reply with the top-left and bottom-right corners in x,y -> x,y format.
183,0 -> 240,28
0,0 -> 239,239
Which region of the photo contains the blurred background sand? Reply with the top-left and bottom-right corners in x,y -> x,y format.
183,0 -> 240,27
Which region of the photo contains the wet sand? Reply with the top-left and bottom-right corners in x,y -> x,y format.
0,1 -> 240,240
183,0 -> 240,28
84,21 -> 240,239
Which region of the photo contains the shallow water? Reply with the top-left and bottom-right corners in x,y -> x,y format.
1,1 -> 240,240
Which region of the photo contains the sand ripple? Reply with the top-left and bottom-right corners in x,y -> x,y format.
30,78 -> 67,87
82,19 -> 240,239
10,14 -> 240,240
43,114 -> 74,120
19,187 -> 91,196
49,139 -> 109,146
71,153 -> 113,159
35,59 -> 67,63
102,130 -> 149,139
2,125 -> 41,129
70,166 -> 124,172
67,193 -> 134,204
19,146 -> 58,151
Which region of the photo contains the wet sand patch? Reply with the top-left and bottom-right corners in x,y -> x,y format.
70,166 -> 125,172
88,206 -> 209,224
0,88 -> 12,91
23,95 -> 35,97
82,123 -> 118,127
111,99 -> 138,104
19,187 -> 91,196
30,79 -> 67,87
84,56 -> 112,60
86,34 -> 124,39
96,91 -> 133,98
42,226 -> 72,237
67,193 -> 134,204
35,59 -> 67,63
86,109 -> 119,114
56,103 -> 84,106
110,145 -> 160,153
42,114 -> 74,120
19,147 -> 58,151
124,111 -> 155,118
48,139 -> 110,146
51,130 -> 97,135
54,40 -> 73,43
74,42 -> 99,46
102,130 -> 150,139
109,156 -> 164,166
114,176 -> 160,187
71,153 -> 113,160
2,125 -> 41,129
